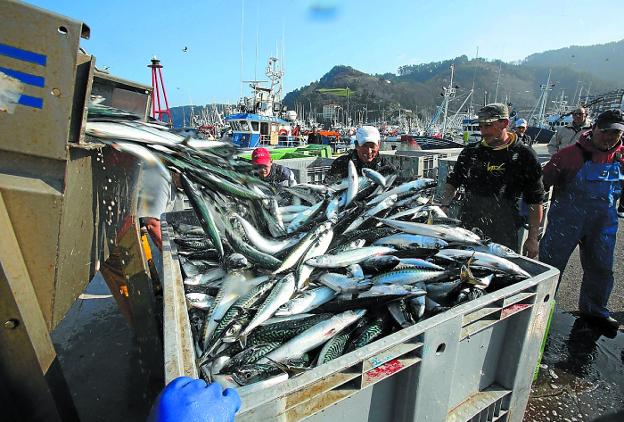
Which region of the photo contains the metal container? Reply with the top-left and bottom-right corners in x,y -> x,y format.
275,157 -> 335,184
1,3 -> 155,419
161,210 -> 558,422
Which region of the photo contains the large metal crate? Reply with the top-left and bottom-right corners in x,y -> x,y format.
380,149 -> 462,181
275,157 -> 335,184
161,210 -> 558,422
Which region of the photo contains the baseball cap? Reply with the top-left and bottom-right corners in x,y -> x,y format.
595,110 -> 624,131
515,118 -> 528,128
251,147 -> 271,165
356,126 -> 380,147
477,103 -> 510,123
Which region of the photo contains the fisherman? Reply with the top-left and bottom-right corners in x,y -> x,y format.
324,125 -> 395,183
514,119 -> 533,147
547,107 -> 592,155
307,127 -> 321,144
539,110 -> 624,331
251,147 -> 297,187
149,376 -> 240,422
439,103 -> 545,255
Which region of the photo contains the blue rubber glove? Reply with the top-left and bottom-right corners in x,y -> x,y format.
148,377 -> 240,422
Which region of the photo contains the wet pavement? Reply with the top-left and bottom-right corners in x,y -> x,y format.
525,310 -> 624,421
51,223 -> 624,422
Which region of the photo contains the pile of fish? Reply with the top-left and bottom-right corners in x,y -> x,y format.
86,103 -> 532,393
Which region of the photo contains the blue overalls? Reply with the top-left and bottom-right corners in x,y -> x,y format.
540,150 -> 623,318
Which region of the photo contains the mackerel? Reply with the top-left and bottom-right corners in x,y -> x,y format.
434,249 -> 530,278
372,268 -> 448,285
184,268 -> 226,286
305,246 -> 396,268
362,168 -> 386,187
373,233 -> 449,250
201,271 -> 250,351
275,287 -> 337,316
344,194 -> 398,233
316,329 -> 351,366
378,218 -> 482,245
239,273 -> 296,344
273,223 -> 331,275
180,174 -> 224,259
233,213 -> 300,255
258,309 -> 366,363
343,160 -> 359,208
368,178 -> 436,206
247,313 -> 333,346
221,342 -> 282,373
295,227 -> 334,289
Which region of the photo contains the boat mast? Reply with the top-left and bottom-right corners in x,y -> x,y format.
441,64 -> 456,136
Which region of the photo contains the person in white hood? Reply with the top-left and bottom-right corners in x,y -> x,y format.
324,125 -> 395,183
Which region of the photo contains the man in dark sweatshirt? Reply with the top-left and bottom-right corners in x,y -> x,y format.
540,109 -> 624,331
440,103 -> 544,255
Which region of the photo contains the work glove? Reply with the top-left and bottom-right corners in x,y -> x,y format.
148,376 -> 240,422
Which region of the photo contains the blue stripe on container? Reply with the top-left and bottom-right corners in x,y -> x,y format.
0,43 -> 47,66
18,95 -> 44,109
0,66 -> 45,87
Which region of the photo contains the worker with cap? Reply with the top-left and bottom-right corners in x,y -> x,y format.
251,147 -> 297,187
148,376 -> 240,422
439,103 -> 545,255
540,109 -> 624,331
324,125 -> 395,184
514,119 -> 534,147
548,107 -> 592,155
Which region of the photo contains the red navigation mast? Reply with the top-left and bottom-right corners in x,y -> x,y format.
147,56 -> 173,127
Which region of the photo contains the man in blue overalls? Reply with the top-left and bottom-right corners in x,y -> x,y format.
540,110 -> 624,331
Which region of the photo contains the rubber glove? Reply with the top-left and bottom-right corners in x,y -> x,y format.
148,377 -> 240,422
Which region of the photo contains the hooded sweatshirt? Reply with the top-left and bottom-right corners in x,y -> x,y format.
542,131 -> 624,190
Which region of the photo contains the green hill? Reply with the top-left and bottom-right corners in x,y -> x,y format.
283,52 -> 620,124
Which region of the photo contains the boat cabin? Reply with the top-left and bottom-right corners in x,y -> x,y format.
226,112 -> 299,148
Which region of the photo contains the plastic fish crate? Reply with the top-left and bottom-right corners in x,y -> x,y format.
161,209 -> 558,422
275,157 -> 335,184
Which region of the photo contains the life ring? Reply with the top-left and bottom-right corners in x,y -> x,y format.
278,129 -> 288,136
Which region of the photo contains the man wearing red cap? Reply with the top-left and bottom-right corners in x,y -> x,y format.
251,147 -> 297,187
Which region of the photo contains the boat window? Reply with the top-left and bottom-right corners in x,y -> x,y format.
260,122 -> 269,135
251,121 -> 259,131
230,121 -> 240,131
240,120 -> 251,131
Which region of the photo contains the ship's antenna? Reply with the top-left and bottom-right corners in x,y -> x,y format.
240,0 -> 245,98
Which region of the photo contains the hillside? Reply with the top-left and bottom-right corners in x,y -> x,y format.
283,55 -> 619,124
523,40 -> 624,85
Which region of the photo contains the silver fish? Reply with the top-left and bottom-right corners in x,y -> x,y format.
362,168 -> 386,187
295,228 -> 334,290
184,268 -> 226,286
378,219 -> 481,245
233,213 -> 300,255
373,233 -> 449,250
259,309 -> 367,363
239,273 -> 297,344
306,246 -> 396,268
368,178 -> 436,206
185,293 -> 214,311
275,287 -> 337,316
434,249 -> 530,278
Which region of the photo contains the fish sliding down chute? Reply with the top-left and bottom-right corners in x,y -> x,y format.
85,101 -> 533,389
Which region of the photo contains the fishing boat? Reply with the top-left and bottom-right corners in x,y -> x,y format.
225,57 -> 304,150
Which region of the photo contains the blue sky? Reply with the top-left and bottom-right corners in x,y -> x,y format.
26,0 -> 624,106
